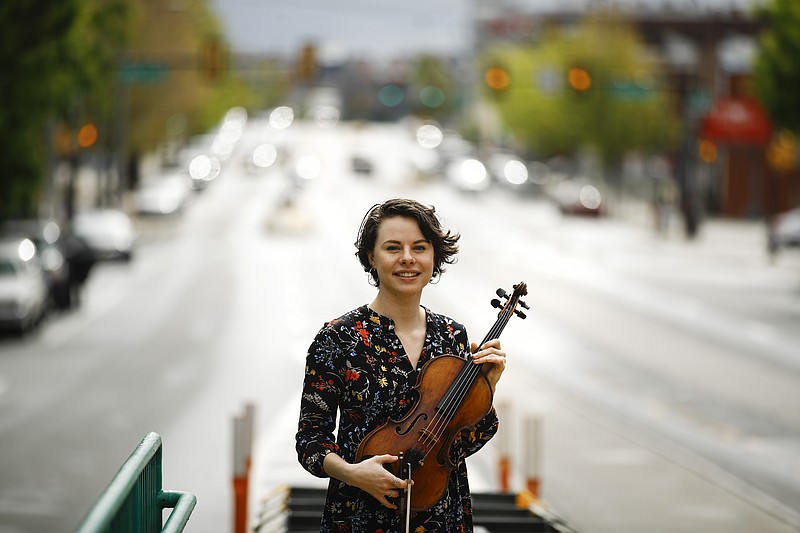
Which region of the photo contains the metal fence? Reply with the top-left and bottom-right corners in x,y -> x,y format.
74,432 -> 196,533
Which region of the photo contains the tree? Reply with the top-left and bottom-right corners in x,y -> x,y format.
0,0 -> 132,220
753,0 -> 800,133
123,0 -> 260,185
481,10 -> 680,183
407,55 -> 461,124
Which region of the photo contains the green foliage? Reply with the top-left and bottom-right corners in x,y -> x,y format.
125,0 -> 261,155
754,0 -> 800,133
482,11 -> 680,168
0,0 -> 258,219
407,55 -> 461,123
0,1 -> 79,218
0,0 -> 132,220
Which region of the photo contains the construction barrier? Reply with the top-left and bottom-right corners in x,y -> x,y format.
233,402 -> 255,533
74,432 -> 196,533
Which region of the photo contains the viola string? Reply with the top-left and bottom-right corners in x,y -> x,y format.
426,306 -> 512,436
409,301 -> 516,462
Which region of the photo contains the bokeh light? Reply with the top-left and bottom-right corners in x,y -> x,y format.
252,143 -> 278,168
77,123 -> 98,148
269,106 -> 295,129
378,84 -> 405,107
416,123 -> 443,148
419,86 -> 445,108
17,239 -> 36,262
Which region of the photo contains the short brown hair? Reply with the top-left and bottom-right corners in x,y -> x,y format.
355,199 -> 460,287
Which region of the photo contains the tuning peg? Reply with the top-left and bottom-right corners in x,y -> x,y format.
491,298 -> 502,309
515,310 -> 527,319
496,288 -> 507,299
519,300 -> 530,310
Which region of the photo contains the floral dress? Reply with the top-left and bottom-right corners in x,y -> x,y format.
296,305 -> 499,532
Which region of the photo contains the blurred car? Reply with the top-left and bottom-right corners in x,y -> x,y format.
768,207 -> 800,255
351,155 -> 374,176
486,153 -> 529,189
134,173 -> 193,216
73,209 -> 137,261
552,179 -> 605,216
0,237 -> 48,334
187,154 -> 221,190
1,219 -> 72,309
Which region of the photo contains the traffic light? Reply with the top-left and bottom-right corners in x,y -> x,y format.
484,64 -> 511,100
567,66 -> 592,93
77,123 -> 98,149
297,43 -> 317,82
202,37 -> 226,81
484,65 -> 511,92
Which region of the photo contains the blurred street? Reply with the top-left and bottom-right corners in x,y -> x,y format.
0,119 -> 798,533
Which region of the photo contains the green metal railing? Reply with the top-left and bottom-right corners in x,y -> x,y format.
75,432 -> 196,533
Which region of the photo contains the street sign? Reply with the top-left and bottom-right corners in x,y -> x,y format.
119,63 -> 167,84
700,96 -> 772,146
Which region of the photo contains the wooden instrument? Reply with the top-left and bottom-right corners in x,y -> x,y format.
355,282 -> 529,514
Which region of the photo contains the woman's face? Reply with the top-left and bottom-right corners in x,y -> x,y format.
369,216 -> 434,296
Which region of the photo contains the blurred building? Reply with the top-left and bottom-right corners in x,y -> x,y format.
474,1 -> 798,219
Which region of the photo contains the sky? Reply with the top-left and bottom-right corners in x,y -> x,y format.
209,0 -> 761,61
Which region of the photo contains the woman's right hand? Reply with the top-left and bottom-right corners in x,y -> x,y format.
324,452 -> 410,509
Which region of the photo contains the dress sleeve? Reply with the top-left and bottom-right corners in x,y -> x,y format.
459,406 -> 499,458
295,324 -> 344,478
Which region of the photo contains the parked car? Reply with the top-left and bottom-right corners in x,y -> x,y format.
768,207 -> 800,256
1,219 -> 73,309
134,173 -> 193,216
73,209 -> 137,261
0,237 -> 48,334
351,155 -> 374,176
552,179 -> 605,216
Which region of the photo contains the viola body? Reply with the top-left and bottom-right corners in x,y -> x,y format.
355,281 -> 528,513
355,354 -> 493,511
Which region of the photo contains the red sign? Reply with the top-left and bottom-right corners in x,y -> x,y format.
700,97 -> 772,146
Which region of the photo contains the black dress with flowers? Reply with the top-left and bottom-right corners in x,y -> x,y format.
296,305 -> 499,532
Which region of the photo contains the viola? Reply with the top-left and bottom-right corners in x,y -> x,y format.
355,282 -> 529,514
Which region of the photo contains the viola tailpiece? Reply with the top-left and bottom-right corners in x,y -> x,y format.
355,281 -> 529,513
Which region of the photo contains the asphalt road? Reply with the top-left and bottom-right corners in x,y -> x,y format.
1,120 -> 798,533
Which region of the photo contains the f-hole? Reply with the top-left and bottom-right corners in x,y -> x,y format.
396,413 -> 428,436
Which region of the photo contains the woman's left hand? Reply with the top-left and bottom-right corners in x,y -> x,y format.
471,339 -> 506,392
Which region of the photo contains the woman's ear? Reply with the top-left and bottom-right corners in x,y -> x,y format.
367,252 -> 374,269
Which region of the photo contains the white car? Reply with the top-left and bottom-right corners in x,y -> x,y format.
0,237 -> 48,334
134,173 -> 193,216
768,207 -> 800,256
73,209 -> 137,261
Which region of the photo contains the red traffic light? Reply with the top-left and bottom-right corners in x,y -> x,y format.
485,66 -> 511,91
567,67 -> 592,92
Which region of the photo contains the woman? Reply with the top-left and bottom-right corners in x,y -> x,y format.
296,198 -> 507,532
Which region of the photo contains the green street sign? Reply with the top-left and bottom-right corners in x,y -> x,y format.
119,63 -> 167,84
610,80 -> 652,101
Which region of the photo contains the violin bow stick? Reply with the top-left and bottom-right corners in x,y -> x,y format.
404,460 -> 412,533
397,451 -> 412,533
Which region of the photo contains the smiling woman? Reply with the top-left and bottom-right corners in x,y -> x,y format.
294,198 -> 509,532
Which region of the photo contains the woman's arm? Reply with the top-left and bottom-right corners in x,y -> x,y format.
323,452 -> 411,509
295,326 -> 344,477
